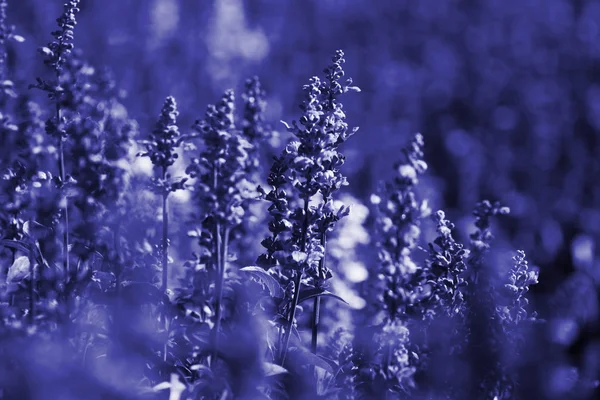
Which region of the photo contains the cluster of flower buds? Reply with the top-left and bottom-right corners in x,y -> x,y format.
425,210 -> 470,318
39,0 -> 80,74
0,0 -> 24,94
241,76 -> 274,175
258,50 -> 359,284
372,133 -> 430,321
496,250 -> 539,326
186,89 -> 254,228
139,96 -> 181,172
469,200 -> 510,262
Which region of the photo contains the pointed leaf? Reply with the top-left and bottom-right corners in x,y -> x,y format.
7,256 -> 31,283
317,355 -> 339,373
0,239 -> 30,254
288,347 -> 334,374
240,266 -> 283,297
263,362 -> 288,377
23,220 -> 51,240
298,287 -> 348,306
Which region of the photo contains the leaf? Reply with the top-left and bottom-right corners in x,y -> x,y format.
263,362 -> 288,377
288,347 -> 334,374
0,239 -> 30,254
298,287 -> 348,306
23,220 -> 51,240
0,239 -> 48,270
240,266 -> 283,297
6,256 -> 31,283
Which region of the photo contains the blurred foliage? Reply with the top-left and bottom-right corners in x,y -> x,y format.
0,0 -> 599,398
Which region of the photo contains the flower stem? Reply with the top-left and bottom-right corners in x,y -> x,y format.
311,232 -> 326,354
28,247 -> 35,325
280,271 -> 302,365
114,222 -> 121,299
161,166 -> 169,293
212,224 -> 229,364
280,195 -> 310,365
160,166 -> 170,366
57,101 -> 70,277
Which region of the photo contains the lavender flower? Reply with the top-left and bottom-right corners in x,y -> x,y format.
469,200 -> 510,268
138,96 -> 183,292
482,250 -> 540,400
465,200 -> 513,399
185,89 -> 254,364
232,77 -> 278,267
241,76 -> 276,176
186,89 -> 252,229
496,250 -> 539,327
259,50 -> 359,363
0,0 -> 23,99
424,209 -> 470,318
371,133 -> 430,322
139,96 -> 181,172
39,0 -> 80,74
354,133 -> 429,396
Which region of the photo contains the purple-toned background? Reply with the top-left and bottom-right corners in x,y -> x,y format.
3,0 -> 599,398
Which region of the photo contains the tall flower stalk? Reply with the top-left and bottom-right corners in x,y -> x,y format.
138,96 -> 182,294
465,200 -> 510,397
365,133 -> 429,394
0,0 -> 23,102
259,50 -> 359,364
31,0 -> 81,276
185,90 -> 253,364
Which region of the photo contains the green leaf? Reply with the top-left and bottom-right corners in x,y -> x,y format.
0,239 -> 30,254
240,266 -> 283,297
316,355 -> 339,373
6,256 -> 31,283
288,347 -> 334,374
263,362 -> 288,377
298,287 -> 348,306
23,220 -> 51,240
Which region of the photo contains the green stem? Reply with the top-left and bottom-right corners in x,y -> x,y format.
114,222 -> 121,300
311,232 -> 326,354
160,167 -> 170,366
161,191 -> 169,292
55,78 -> 72,332
28,247 -> 35,325
212,225 -> 229,364
280,271 -> 302,365
280,196 -> 310,365
57,102 -> 69,277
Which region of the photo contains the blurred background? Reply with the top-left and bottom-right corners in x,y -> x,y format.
4,0 -> 600,396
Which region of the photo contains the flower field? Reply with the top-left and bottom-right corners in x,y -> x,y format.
0,1 -> 599,399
